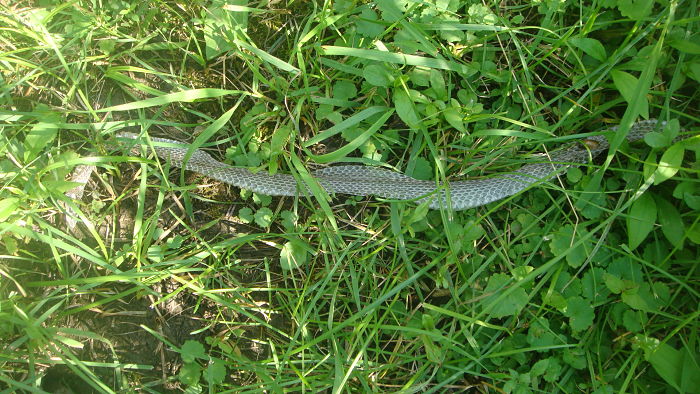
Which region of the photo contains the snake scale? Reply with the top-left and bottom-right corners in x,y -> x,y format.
117,119 -> 664,210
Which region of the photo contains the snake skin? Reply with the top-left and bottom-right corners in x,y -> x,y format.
117,119 -> 663,210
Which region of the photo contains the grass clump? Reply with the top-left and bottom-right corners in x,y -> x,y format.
1,0 -> 698,392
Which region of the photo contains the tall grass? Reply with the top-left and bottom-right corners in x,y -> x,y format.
0,0 -> 698,392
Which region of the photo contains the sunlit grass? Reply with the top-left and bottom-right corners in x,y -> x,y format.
0,0 -> 698,392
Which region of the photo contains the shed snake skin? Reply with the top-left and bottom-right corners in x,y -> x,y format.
117,119 -> 665,210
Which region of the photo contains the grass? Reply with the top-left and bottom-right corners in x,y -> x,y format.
1,0 -> 699,392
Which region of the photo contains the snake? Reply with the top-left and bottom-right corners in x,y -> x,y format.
116,119 -> 665,210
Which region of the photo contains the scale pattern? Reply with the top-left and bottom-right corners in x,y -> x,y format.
118,119 -> 663,210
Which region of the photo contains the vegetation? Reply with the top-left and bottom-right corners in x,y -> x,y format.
0,0 -> 698,392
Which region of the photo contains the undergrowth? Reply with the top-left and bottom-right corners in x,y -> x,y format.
0,0 -> 698,392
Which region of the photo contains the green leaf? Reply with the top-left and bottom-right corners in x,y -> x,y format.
531,358 -> 562,382
635,335 -> 700,393
429,69 -> 447,100
307,110 -> 394,163
356,7 -> 384,38
269,125 -> 292,174
96,88 -> 245,112
443,107 -> 466,132
448,220 -> 486,253
333,80 -> 357,101
304,106 -> 388,147
689,222 -> 700,245
376,0 -> 407,22
655,195 -> 685,248
55,335 -> 84,348
412,157 -> 433,180
0,198 -> 20,222
566,167 -> 582,183
570,37 -> 607,62
581,268 -> 610,303
363,64 -> 394,87
202,0 -> 248,60
621,283 -> 662,312
627,192 -> 656,250
481,273 -> 528,318
673,182 -> 700,209
564,296 -> 594,333
254,207 -> 274,227
610,70 -> 649,119
321,46 -> 478,75
527,318 -> 563,348
668,38 -> 700,54
543,290 -> 567,310
181,340 -> 207,363
462,220 -> 486,242
206,359 -> 227,385
467,4 -> 498,25
238,207 -> 254,223
563,348 -> 586,369
24,115 -> 60,161
531,358 -> 549,377
408,68 -> 430,86
280,238 -> 310,270
421,333 -> 443,363
394,89 -> 420,128
543,357 -> 563,382
644,131 -> 672,148
105,67 -> 166,96
616,0 -> 654,20
421,313 -> 436,330
603,273 -> 624,294
549,225 -> 592,268
579,186 -> 607,219
688,61 -> 700,83
43,180 -> 86,194
235,39 -> 300,73
280,210 -> 298,232
252,193 -> 272,207
653,143 -> 685,185
608,258 -> 644,282
622,309 -> 646,332
178,362 -> 201,386
653,282 -> 671,306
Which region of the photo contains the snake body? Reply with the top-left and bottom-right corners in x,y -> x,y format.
118,119 -> 663,210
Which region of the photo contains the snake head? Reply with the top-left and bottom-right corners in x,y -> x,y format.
582,138 -> 601,150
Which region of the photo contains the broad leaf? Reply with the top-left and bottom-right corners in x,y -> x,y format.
549,225 -> 593,268
181,340 -> 206,363
24,113 -> 60,162
0,198 -> 20,222
617,0 -> 654,20
269,125 -> 292,174
611,70 -> 649,119
655,195 -> 685,248
206,359 -> 227,385
481,273 -> 528,318
393,89 -> 420,128
564,296 -> 594,333
280,238 -> 310,270
627,192 -> 656,249
363,64 -> 394,87
635,335 -> 700,393
654,143 -> 685,185
570,37 -> 607,62
443,106 -> 466,132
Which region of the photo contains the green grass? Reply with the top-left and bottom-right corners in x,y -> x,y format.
1,0 -> 699,392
